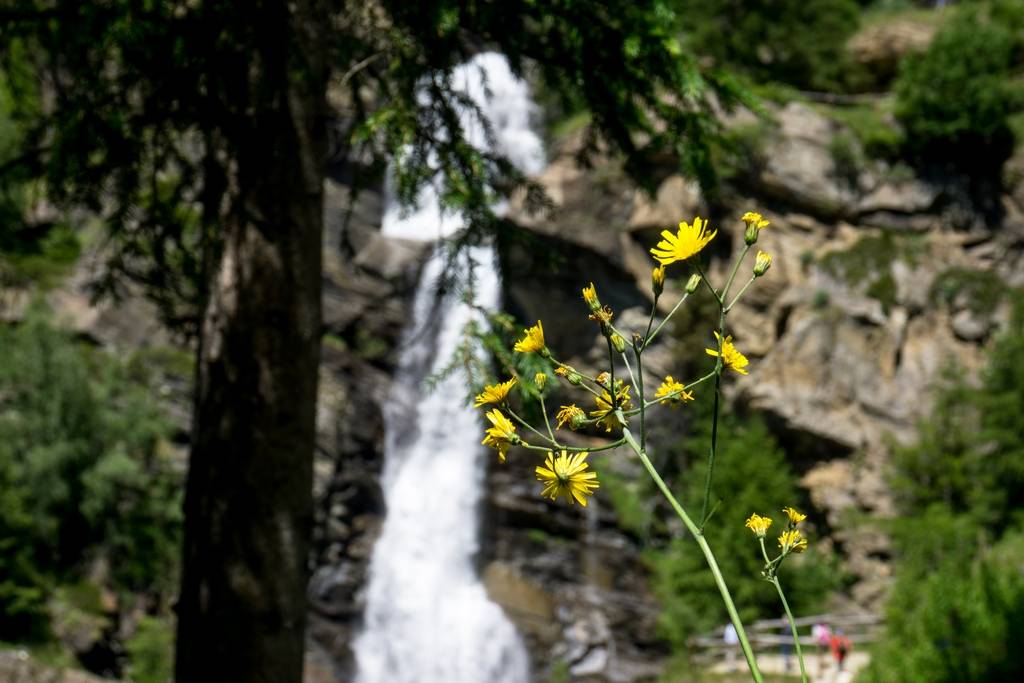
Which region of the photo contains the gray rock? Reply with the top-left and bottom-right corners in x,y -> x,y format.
951,308 -> 991,341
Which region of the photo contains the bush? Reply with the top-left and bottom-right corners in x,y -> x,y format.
125,616 -> 175,683
860,298 -> 1024,682
894,5 -> 1020,168
673,0 -> 862,92
0,305 -> 182,638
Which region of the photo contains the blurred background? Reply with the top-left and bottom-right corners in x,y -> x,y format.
1,0 -> 1024,682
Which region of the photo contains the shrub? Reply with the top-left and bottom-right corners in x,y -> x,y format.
0,305 -> 182,637
861,298 -> 1024,682
673,0 -> 862,92
894,5 -> 1020,168
125,616 -> 175,683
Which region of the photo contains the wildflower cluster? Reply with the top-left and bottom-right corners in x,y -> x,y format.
746,506 -> 811,579
473,213 -> 776,510
470,211 -> 786,682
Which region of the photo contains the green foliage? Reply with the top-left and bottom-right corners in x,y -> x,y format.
125,616 -> 175,683
894,4 -> 1022,168
930,267 -> 1006,316
861,299 -> 1024,682
644,399 -> 836,647
822,103 -> 904,161
673,0 -> 863,92
859,526 -> 1024,683
0,305 -> 182,638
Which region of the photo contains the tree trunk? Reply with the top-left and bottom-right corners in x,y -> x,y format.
175,3 -> 329,681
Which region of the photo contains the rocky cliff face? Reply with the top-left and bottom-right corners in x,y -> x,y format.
8,96 -> 1023,682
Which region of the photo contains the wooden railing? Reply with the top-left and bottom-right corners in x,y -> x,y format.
690,613 -> 882,661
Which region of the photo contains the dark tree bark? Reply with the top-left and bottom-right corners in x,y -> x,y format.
175,3 -> 330,681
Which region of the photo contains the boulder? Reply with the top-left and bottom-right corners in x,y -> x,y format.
847,19 -> 937,86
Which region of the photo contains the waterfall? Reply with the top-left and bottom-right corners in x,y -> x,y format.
353,53 -> 545,683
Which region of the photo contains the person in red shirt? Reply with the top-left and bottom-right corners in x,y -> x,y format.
830,631 -> 852,671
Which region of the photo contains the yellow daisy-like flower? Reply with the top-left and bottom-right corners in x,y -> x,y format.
745,513 -> 772,538
473,377 -> 517,407
514,320 -> 546,354
654,375 -> 694,407
555,404 -> 586,430
535,450 -> 600,506
741,211 -> 770,229
783,506 -> 807,525
650,216 -> 717,266
589,383 -> 632,432
778,529 -> 808,554
705,332 -> 749,375
481,409 -> 517,462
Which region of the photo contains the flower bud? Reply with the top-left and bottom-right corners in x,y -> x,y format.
744,222 -> 759,246
567,371 -> 582,386
651,265 -> 665,297
685,273 -> 701,294
534,372 -> 547,390
611,334 -> 626,354
753,250 -> 772,277
570,411 -> 588,430
582,282 -> 601,312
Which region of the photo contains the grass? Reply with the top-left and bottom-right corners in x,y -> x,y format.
817,99 -> 903,160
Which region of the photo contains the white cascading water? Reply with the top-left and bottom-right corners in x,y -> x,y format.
353,53 -> 545,683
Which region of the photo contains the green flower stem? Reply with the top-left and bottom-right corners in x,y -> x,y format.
700,303 -> 727,528
621,425 -> 764,683
726,276 -> 757,312
643,292 -> 659,342
520,439 -> 626,454
721,244 -> 752,304
506,408 -> 559,447
642,291 -> 691,350
772,577 -> 808,683
694,262 -> 722,304
632,342 -> 647,451
619,350 -> 640,399
758,538 -> 808,683
539,394 -> 556,444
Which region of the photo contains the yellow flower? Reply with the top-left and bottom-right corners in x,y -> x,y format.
783,506 -> 807,525
554,366 -> 568,377
474,377 -> 517,407
535,450 -> 600,506
753,250 -> 772,277
589,383 -> 632,432
778,529 -> 808,554
745,513 -> 772,538
481,409 -> 517,462
705,332 -> 749,375
514,320 -> 546,354
741,211 -> 770,230
555,404 -> 586,430
650,216 -> 717,266
582,282 -> 601,311
534,372 -> 548,390
655,375 -> 694,407
742,211 -> 771,245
